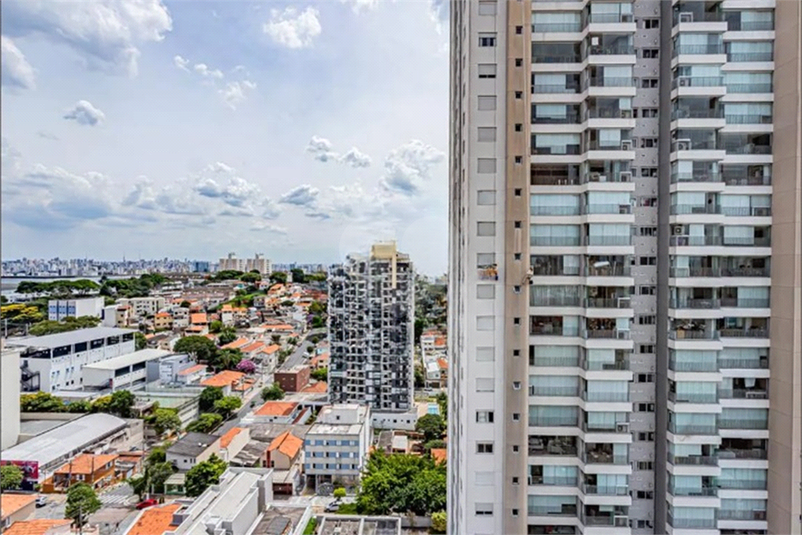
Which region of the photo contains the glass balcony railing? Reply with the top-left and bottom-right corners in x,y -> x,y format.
532,83 -> 581,95
670,267 -> 720,277
719,328 -> 769,338
670,171 -> 721,183
528,505 -> 578,517
533,53 -> 582,64
668,516 -> 716,529
674,11 -> 725,25
719,510 -> 768,521
584,298 -> 632,309
721,267 -> 770,277
670,204 -> 721,215
531,296 -> 582,307
727,52 -> 774,62
584,236 -> 632,246
722,173 -> 772,186
530,206 -> 581,216
530,385 -> 581,397
719,388 -> 768,400
718,357 -> 768,369
670,298 -> 719,309
669,359 -> 718,372
587,45 -> 635,56
723,144 -> 772,155
717,479 -> 767,490
721,206 -> 772,217
669,391 -> 718,403
670,486 -> 718,497
531,355 -> 580,367
717,448 -> 767,460
673,44 -> 725,56
669,423 -> 718,435
586,77 -> 636,88
669,330 -> 718,340
582,329 -> 630,340
726,82 -> 773,94
583,204 -> 633,215
531,174 -> 581,186
582,515 -> 629,527
586,108 -> 634,120
530,237 -> 582,247
588,13 -> 633,24
582,484 -> 629,496
533,22 -> 583,33
725,114 -> 773,125
719,297 -> 770,308
532,113 -> 582,125
531,145 -> 582,156
529,417 -> 579,427
583,359 -> 629,371
671,76 -> 723,89
667,453 -> 718,466
582,391 -> 629,402
531,325 -> 580,337
582,452 -> 629,465
585,265 -> 630,277
529,476 -> 579,486
718,418 -> 768,430
671,109 -> 723,120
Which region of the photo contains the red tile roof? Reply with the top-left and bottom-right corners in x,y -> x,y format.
200,370 -> 245,388
268,431 -> 303,459
219,427 -> 245,448
126,504 -> 181,535
4,520 -> 71,535
177,364 -> 207,376
0,494 -> 36,519
254,401 -> 298,417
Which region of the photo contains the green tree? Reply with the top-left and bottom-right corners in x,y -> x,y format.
90,396 -> 113,413
311,316 -> 325,329
28,315 -> 102,336
308,301 -> 326,315
217,327 -> 237,346
356,452 -> 445,516
1,303 -> 45,324
405,468 -> 447,515
423,439 -> 446,452
431,511 -> 446,533
135,332 -> 147,350
239,272 -> 261,284
0,464 -> 24,490
270,334 -> 281,345
269,272 -> 287,284
414,318 -> 426,344
109,390 -> 135,418
186,413 -> 223,433
214,348 -> 242,371
185,454 -> 227,497
435,391 -> 448,421
208,320 -> 224,334
199,387 -> 223,412
67,400 -> 92,413
415,414 -> 445,442
213,396 -> 242,419
174,336 -> 218,362
20,392 -> 65,412
65,483 -> 102,526
180,300 -> 192,308
146,447 -> 167,465
280,300 -> 295,307
310,367 -> 328,382
414,364 -> 425,388
290,268 -> 305,283
261,383 -> 285,401
150,408 -> 181,436
333,487 -> 347,499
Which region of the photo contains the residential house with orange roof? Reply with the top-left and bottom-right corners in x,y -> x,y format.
186,313 -> 208,335
221,337 -> 250,350
265,431 -> 304,495
240,341 -> 265,360
3,519 -> 71,535
200,370 -> 249,396
310,352 -> 329,370
249,401 -> 305,424
176,363 -> 207,385
123,503 -> 181,535
153,312 -> 173,331
1,495 -> 36,529
218,427 -> 250,462
44,453 -> 119,492
253,344 -> 280,373
300,381 -> 327,394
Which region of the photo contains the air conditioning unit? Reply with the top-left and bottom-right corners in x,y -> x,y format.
590,172 -> 602,182
598,174 -> 608,182
621,140 -> 633,150
678,76 -> 690,87
679,12 -> 694,23
616,422 -> 630,433
676,139 -> 691,151
673,226 -> 684,235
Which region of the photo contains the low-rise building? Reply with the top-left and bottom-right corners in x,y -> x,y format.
304,404 -> 371,488
174,364 -> 207,385
315,515 -> 401,535
273,365 -> 310,393
371,408 -> 418,431
48,297 -> 105,322
118,297 -> 167,319
218,427 -> 249,462
44,453 -> 119,492
266,431 -> 303,470
3,519 -> 71,535
153,312 -> 174,331
153,354 -> 195,384
124,503 -> 181,535
166,432 -> 221,471
82,349 -> 170,391
249,401 -> 304,424
0,495 -> 36,529
199,370 -> 251,396
115,306 -> 132,328
1,348 -> 21,449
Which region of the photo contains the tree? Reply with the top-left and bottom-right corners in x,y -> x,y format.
20,392 -> 65,413
356,452 -> 445,516
0,465 -> 24,490
128,448 -> 175,499
186,413 -> 223,433
290,268 -> 306,283
214,348 -> 242,371
435,391 -> 448,422
311,316 -> 325,329
333,487 -> 347,499
67,400 -> 92,413
415,414 -> 445,442
90,396 -> 113,414
217,327 -> 236,346
236,359 -> 257,374
135,332 -> 147,350
309,301 -> 326,316
65,483 -> 102,526
213,396 -> 242,419
149,408 -> 181,436
199,387 -> 224,412
239,272 -> 261,284
310,367 -> 328,382
270,334 -> 281,345
269,272 -> 287,284
431,511 -> 446,533
423,439 -> 446,452
414,364 -> 425,388
414,318 -> 426,345
185,454 -> 227,497
209,320 -> 224,334
1,303 -> 45,324
305,344 -> 315,354
109,390 -> 135,418
180,300 -> 192,308
174,336 -> 218,362
28,316 -> 102,336
261,383 -> 285,401
280,300 -> 294,307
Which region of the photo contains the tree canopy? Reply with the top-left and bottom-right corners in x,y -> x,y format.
109,390 -> 136,418
65,483 -> 102,526
174,336 -> 218,362
147,408 -> 181,436
356,451 -> 446,516
415,414 -> 446,442
185,413 -> 223,434
128,448 -> 175,499
135,332 -> 147,350
20,392 -> 65,413
269,272 -> 288,284
199,387 -> 224,412
239,272 -> 261,284
310,367 -> 327,382
209,320 -> 224,334
0,465 -> 23,490
236,359 -> 257,374
217,327 -> 237,346
185,454 -> 227,497
100,274 -> 165,299
213,396 -> 242,419
261,383 -> 285,401
16,279 -> 99,296
29,316 -> 101,336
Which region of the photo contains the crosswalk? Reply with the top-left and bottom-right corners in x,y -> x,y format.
100,493 -> 131,506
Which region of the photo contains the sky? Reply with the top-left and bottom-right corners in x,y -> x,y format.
0,0 -> 450,275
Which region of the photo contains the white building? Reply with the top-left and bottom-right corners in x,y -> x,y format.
303,404 -> 371,488
166,432 -> 221,471
10,327 -> 137,392
218,253 -> 272,275
48,297 -> 105,321
82,349 -> 170,391
1,346 -> 21,449
118,297 -> 166,318
155,354 -> 195,384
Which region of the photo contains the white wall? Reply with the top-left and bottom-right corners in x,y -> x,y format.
1,350 -> 21,449
372,410 -> 417,431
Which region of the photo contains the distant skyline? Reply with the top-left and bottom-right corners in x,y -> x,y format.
0,0 -> 449,275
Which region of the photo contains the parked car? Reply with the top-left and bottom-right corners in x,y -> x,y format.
136,499 -> 158,510
35,496 -> 47,508
324,500 -> 340,513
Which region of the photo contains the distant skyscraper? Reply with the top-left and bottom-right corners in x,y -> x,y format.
328,242 -> 414,412
449,1 -> 801,534
217,253 -> 272,274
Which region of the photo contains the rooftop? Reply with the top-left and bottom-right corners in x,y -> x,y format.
176,364 -> 207,376
83,349 -> 171,370
267,431 -> 303,459
254,401 -> 298,417
252,505 -> 308,535
275,365 -> 309,375
300,381 -> 327,394
125,504 -> 181,535
167,432 -> 219,457
190,313 -> 207,324
221,338 -> 250,350
219,427 -> 246,449
1,414 -> 128,468
10,327 -> 135,349
3,520 -> 71,535
53,453 -> 118,475
431,449 -> 447,464
317,515 -> 401,535
241,341 -> 264,353
200,370 -> 246,388
1,494 -> 36,519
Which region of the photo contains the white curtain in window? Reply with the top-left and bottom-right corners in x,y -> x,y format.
721,498 -> 766,511
723,225 -> 753,244
590,2 -> 630,15
588,224 -> 629,236
751,195 -> 771,208
602,65 -> 632,80
531,225 -> 581,239
535,74 -> 567,86
586,348 -> 615,366
673,191 -> 707,205
724,72 -> 771,84
596,474 -> 627,492
598,129 -> 622,147
724,102 -> 772,116
672,508 -> 716,521
535,104 -> 569,119
671,443 -> 702,457
532,12 -> 580,24
730,41 -> 772,53
673,475 -> 702,491
676,381 -> 717,398
533,346 -> 580,358
720,194 -> 750,210
563,255 -> 580,272
587,412 -> 626,429
675,413 -> 716,426
563,316 -> 580,331
543,465 -> 577,480
681,65 -> 720,77
535,134 -> 581,151
720,468 -> 767,484
672,350 -> 716,367
721,408 -> 767,424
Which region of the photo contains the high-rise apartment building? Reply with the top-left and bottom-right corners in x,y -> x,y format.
218,253 -> 272,274
328,242 -> 414,412
448,1 -> 801,534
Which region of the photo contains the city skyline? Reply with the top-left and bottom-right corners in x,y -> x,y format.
0,0 -> 450,275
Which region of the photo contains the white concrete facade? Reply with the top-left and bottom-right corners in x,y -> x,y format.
303,404 -> 371,486
48,297 -> 105,321
1,348 -> 21,449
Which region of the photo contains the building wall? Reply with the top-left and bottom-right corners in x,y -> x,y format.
48,297 -> 104,321
1,349 -> 21,449
274,368 -> 310,393
371,410 -> 417,431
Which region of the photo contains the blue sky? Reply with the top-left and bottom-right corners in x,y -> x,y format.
1,0 -> 449,274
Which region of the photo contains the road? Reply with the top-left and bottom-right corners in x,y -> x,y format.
218,371 -> 271,434
281,337 -> 313,370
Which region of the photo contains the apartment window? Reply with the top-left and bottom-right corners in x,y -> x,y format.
478,95 -> 497,110
515,26 -> 523,35
512,477 -> 519,485
637,432 -> 655,441
512,349 -> 520,357
477,158 -> 497,173
639,344 -> 655,354
476,378 -> 494,392
515,58 -> 522,67
514,188 -> 522,196
514,123 -> 522,132
512,445 -> 519,453
638,315 -> 656,325
638,226 -> 657,236
642,108 -> 658,118
477,222 -> 496,236
475,503 -> 494,516
477,252 -> 495,267
641,167 -> 658,177
640,138 -> 658,148
477,285 -> 495,299
477,442 -> 494,454
644,19 -> 659,29
642,48 -> 659,58
512,381 -> 521,390
637,520 -> 654,529
478,1 -> 496,16
477,127 -> 496,142
476,316 -> 495,331
637,461 -> 653,470
641,78 -> 658,88
639,256 -> 657,266
514,253 -> 521,260
512,509 -> 519,517
476,347 -> 494,362
639,285 -> 656,295
512,413 -> 520,422
636,403 -> 655,413
636,491 -> 654,499
479,33 -> 497,47
515,91 -> 523,99
476,410 -> 494,423
637,373 -> 654,383
477,190 -> 496,205
478,64 -> 496,79
514,221 -> 521,229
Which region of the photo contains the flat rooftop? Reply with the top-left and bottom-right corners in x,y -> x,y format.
83,349 -> 171,370
11,327 -> 136,349
317,515 -> 401,535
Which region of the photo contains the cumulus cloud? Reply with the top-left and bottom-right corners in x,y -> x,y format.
340,147 -> 372,168
194,63 -> 223,79
261,199 -> 282,220
195,175 -> 258,208
250,221 -> 287,234
306,136 -> 372,168
173,55 -> 189,71
219,80 -> 256,110
379,140 -> 445,195
340,0 -> 381,13
123,177 -> 206,216
1,36 -> 36,90
279,184 -> 319,206
2,0 -> 172,77
63,100 -> 106,126
263,7 -> 321,49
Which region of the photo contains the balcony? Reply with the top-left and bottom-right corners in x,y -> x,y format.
530,416 -> 579,428
670,204 -> 721,216
670,298 -> 719,309
582,514 -> 628,527
717,448 -> 767,461
726,82 -> 773,94
670,235 -> 720,246
532,145 -> 582,156
530,206 -> 581,216
668,516 -> 716,529
532,22 -> 583,33
722,173 -> 771,186
720,298 -> 770,308
669,391 -> 718,404
669,329 -> 718,340
670,486 -> 718,497
581,421 -> 630,434
531,325 -> 580,337
531,173 -> 581,186
587,45 -> 635,57
531,236 -> 582,247
583,447 -> 627,465
673,10 -> 725,25
477,266 -> 498,281
672,76 -> 724,89
530,385 -> 581,397
583,329 -> 630,340
719,510 -> 768,521
528,505 -> 578,518
529,436 -> 578,457
670,267 -> 720,277
723,144 -> 772,155
718,357 -> 768,369
671,171 -> 721,183
667,453 -> 718,466
583,358 -> 629,371
532,355 -> 580,367
671,108 -> 724,120
532,112 -> 582,125
587,13 -> 634,24
718,418 -> 768,430
583,171 -> 633,184
530,476 -> 579,487
669,358 -> 718,372
581,484 -> 628,496
584,236 -> 632,246
586,140 -> 633,152
584,297 -> 631,309
721,207 -> 772,217
534,53 -> 582,64
717,479 -> 767,490
669,423 -> 718,435
719,388 -> 768,400
727,52 -> 774,62
585,264 -> 630,277
673,44 -> 725,56
725,114 -> 773,125
719,328 -> 768,338
582,391 -> 629,402
583,204 -> 632,215
586,108 -> 634,120
586,77 -> 636,89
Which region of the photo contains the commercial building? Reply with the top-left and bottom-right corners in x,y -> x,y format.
1,347 -> 21,449
153,354 -> 196,384
218,253 -> 272,274
47,297 -> 105,321
82,349 -> 170,391
10,327 -> 136,392
448,1 -> 801,534
303,404 -> 371,488
328,242 -> 414,411
274,365 -> 311,393
166,432 -> 221,471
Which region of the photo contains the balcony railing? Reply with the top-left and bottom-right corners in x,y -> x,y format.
719,509 -> 768,521
530,206 -> 581,216
667,453 -> 718,466
725,114 -> 773,125
586,77 -> 636,88
530,386 -> 581,397
530,237 -> 582,247
530,417 -> 579,427
672,139 -> 718,151
533,54 -> 582,64
671,171 -> 721,183
581,421 -> 630,433
531,325 -> 580,337
583,391 -> 629,402
717,479 -> 767,490
532,22 -> 583,33
532,356 -> 581,367
673,44 -> 725,56
588,45 -> 635,56
584,236 -> 632,246
529,441 -> 578,457
671,109 -> 723,120
582,452 -> 628,465
670,204 -> 721,215
532,83 -> 581,95
719,328 -> 769,338
582,515 -> 629,527
582,484 -> 628,496
717,448 -> 767,460
670,267 -> 720,277
583,204 -> 633,215
669,391 -> 718,403
668,516 -> 716,529
672,76 -> 723,89
670,298 -> 719,309
586,265 -> 630,277
532,145 -> 582,155
722,174 -> 772,186
723,144 -> 772,155
720,298 -> 770,308
726,82 -> 773,94
719,388 -> 768,400
585,297 -> 632,309
583,172 -> 633,183
669,359 -> 718,372
670,486 -> 718,497
586,141 -> 633,151
531,174 -> 581,186
718,418 -> 768,430
532,295 -> 582,307
588,13 -> 633,24
669,330 -> 718,340
532,113 -> 582,125
532,265 -> 582,276
529,476 -> 579,486
583,329 -> 630,340
721,206 -> 772,217
528,506 -> 578,517
728,52 -> 774,62
722,237 -> 771,247
583,359 -> 629,371
674,11 -> 725,24
718,357 -> 768,369
669,423 -> 718,435
586,108 -> 633,120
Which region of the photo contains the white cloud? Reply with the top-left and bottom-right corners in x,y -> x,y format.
249,221 -> 287,234
37,130 -> 59,140
194,63 -> 223,79
339,147 -> 372,168
2,0 -> 172,77
340,0 -> 381,13
173,55 -> 189,71
63,100 -> 106,126
219,80 -> 256,110
379,140 -> 445,195
306,136 -> 371,167
1,36 -> 36,90
279,184 -> 319,206
263,7 -> 321,49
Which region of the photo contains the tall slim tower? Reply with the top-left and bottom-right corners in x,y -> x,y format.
328,242 -> 415,412
448,1 -> 801,534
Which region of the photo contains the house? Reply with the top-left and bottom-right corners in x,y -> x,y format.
221,337 -> 250,351
1,495 -> 36,529
266,431 -> 303,470
273,365 -> 310,393
310,352 -> 329,370
44,453 -> 119,492
240,341 -> 266,361
3,520 -> 71,535
254,344 -> 280,373
116,306 -> 132,328
200,370 -> 248,396
219,427 -> 250,462
250,401 -> 304,424
124,503 -> 181,535
166,432 -> 221,471
153,312 -> 173,331
186,313 -> 208,335
175,364 -> 207,385
300,381 -> 327,394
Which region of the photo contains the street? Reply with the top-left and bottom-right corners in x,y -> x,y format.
281,337 -> 313,370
